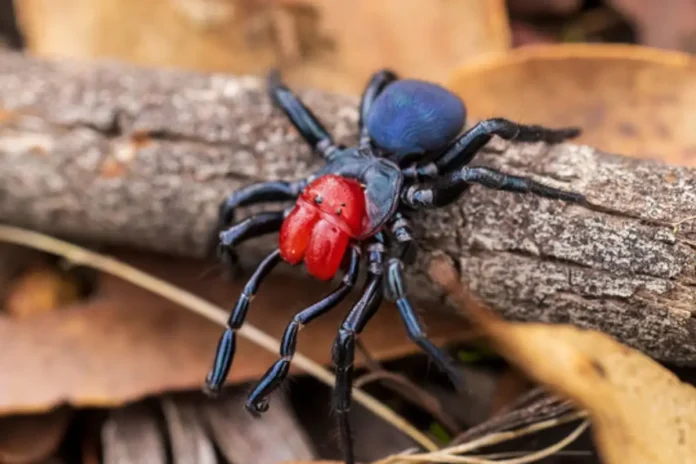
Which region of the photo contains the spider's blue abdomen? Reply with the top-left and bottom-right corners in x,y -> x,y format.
366,79 -> 466,158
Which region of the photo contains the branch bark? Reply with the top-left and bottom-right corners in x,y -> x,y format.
0,52 -> 695,363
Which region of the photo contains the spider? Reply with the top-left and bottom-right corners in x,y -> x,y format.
203,69 -> 586,463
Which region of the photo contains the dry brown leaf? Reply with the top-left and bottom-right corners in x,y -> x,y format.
430,257 -> 696,464
609,0 -> 696,52
448,43 -> 696,164
160,395 -> 218,464
15,0 -> 510,94
0,407 -> 73,464
0,249 -> 468,415
287,0 -> 511,91
15,0 -> 277,74
102,402 -> 168,464
4,266 -> 81,318
201,389 -> 316,463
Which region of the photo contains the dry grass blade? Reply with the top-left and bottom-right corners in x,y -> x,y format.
427,411 -> 587,457
453,392 -> 575,444
375,412 -> 589,464
0,224 -> 437,452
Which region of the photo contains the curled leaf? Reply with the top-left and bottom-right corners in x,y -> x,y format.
0,250 -> 468,415
430,257 -> 696,464
449,43 -> 696,164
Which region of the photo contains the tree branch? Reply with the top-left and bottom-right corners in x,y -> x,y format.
0,52 -> 695,363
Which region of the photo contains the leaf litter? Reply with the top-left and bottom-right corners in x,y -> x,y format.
426,256 -> 696,464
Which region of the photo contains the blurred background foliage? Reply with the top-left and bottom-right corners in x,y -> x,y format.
2,0 -> 691,95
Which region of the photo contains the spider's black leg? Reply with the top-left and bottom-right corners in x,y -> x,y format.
216,210 -> 285,266
358,69 -> 398,148
403,118 -> 581,181
385,214 -> 463,388
204,249 -> 282,396
333,236 -> 386,464
403,165 -> 586,209
218,180 -> 305,227
219,211 -> 285,250
245,246 -> 361,415
214,180 -> 304,263
268,70 -> 340,160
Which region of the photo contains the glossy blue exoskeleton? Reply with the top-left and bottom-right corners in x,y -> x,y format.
366,79 -> 467,159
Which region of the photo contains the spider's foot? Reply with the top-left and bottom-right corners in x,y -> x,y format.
548,126 -> 582,143
202,379 -> 221,398
244,359 -> 290,417
245,398 -> 269,417
217,242 -> 242,273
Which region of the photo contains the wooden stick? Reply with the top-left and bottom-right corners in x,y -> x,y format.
0,51 -> 695,363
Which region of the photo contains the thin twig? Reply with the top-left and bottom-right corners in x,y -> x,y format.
479,420 -> 588,464
0,224 -> 438,452
355,339 -> 462,433
468,450 -> 591,459
452,392 -> 575,445
672,214 -> 696,228
354,370 -> 460,434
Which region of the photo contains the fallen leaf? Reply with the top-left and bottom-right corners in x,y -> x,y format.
15,0 -> 510,94
201,389 -> 316,463
430,257 -> 696,464
160,395 -> 217,464
287,0 -> 511,90
448,43 -> 696,164
0,244 -> 47,305
609,0 -> 696,52
0,249 -> 469,414
5,266 -> 81,318
102,403 -> 168,464
0,407 -> 73,464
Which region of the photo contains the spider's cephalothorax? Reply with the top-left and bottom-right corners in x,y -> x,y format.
204,69 -> 587,464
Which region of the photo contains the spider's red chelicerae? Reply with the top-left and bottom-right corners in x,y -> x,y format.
204,69 -> 586,464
